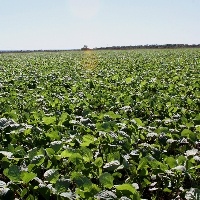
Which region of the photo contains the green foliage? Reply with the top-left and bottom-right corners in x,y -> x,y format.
99,172 -> 114,189
44,169 -> 60,183
116,184 -> 140,199
3,165 -> 21,182
0,49 -> 200,199
21,172 -> 37,184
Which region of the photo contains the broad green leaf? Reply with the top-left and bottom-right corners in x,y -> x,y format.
61,149 -> 74,158
81,134 -> 95,147
125,77 -> 132,84
80,147 -> 93,162
107,152 -> 121,163
140,80 -> 147,87
196,125 -> 200,132
44,169 -> 60,183
99,172 -> 114,189
3,165 -> 21,182
28,147 -> 38,160
42,116 -> 56,125
165,157 -> 177,168
163,188 -> 172,193
189,132 -> 197,141
96,122 -> 111,131
107,111 -> 121,119
94,157 -> 103,168
133,118 -> 144,126
21,188 -> 28,198
68,153 -> 83,166
71,172 -> 92,192
45,130 -> 60,140
187,98 -> 193,105
116,184 -> 137,194
137,159 -> 148,170
181,129 -> 192,137
178,156 -> 186,165
37,147 -> 46,156
31,155 -> 45,166
55,179 -> 70,193
50,141 -> 62,152
59,112 -> 70,125
46,148 -> 55,157
116,184 -> 140,199
194,114 -> 200,122
21,172 -> 37,184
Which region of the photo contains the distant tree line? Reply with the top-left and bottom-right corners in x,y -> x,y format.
1,44 -> 200,54
0,49 -> 80,54
92,44 -> 200,50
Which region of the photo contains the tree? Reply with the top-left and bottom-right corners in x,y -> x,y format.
81,45 -> 89,50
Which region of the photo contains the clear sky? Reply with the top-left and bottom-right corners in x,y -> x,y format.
0,0 -> 200,50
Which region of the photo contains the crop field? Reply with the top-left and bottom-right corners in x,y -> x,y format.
0,49 -> 200,199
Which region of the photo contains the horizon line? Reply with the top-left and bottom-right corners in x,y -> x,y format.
1,43 -> 200,52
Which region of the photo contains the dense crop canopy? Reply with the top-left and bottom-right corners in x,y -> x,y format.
0,49 -> 200,199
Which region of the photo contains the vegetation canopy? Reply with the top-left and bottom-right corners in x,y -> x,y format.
0,49 -> 200,199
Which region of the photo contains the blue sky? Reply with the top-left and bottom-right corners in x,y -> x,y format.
0,0 -> 200,50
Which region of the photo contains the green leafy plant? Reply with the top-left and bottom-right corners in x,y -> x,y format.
0,49 -> 200,199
